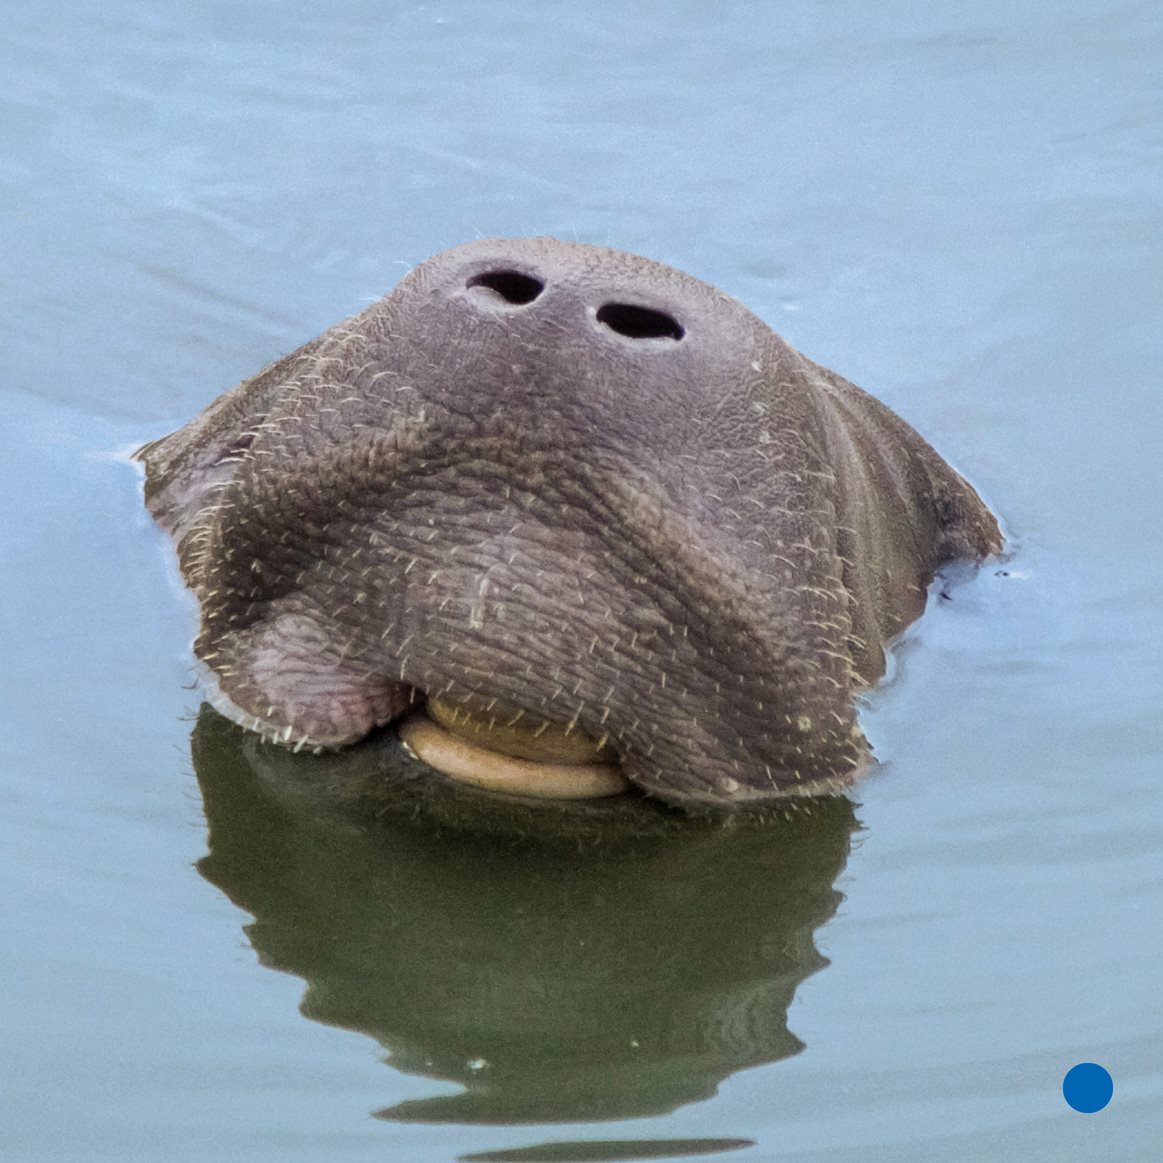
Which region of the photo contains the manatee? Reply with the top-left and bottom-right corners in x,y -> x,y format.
138,236 -> 1001,809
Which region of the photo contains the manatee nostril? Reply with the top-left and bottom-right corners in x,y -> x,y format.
466,269 -> 545,306
596,302 -> 685,341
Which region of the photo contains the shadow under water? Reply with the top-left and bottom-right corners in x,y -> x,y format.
192,706 -> 859,1124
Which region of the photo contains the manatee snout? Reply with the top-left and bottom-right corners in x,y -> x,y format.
138,236 -> 1001,809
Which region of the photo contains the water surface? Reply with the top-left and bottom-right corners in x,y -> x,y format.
2,2 -> 1161,1160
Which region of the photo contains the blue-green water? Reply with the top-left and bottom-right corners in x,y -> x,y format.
2,2 -> 1161,1160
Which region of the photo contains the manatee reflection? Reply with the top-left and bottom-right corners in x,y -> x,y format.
192,706 -> 857,1124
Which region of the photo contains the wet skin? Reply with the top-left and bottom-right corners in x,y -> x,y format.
138,237 -> 1001,808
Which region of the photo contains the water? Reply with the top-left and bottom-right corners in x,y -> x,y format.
2,1 -> 1160,1159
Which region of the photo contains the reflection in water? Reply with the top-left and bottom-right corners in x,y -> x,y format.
192,707 -> 858,1124
461,1139 -> 754,1162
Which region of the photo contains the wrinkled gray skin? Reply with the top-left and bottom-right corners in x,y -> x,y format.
139,237 -> 1001,808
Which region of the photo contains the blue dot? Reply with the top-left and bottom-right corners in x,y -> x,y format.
1062,1062 -> 1113,1113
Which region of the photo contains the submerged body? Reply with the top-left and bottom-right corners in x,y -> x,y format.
138,237 -> 1001,808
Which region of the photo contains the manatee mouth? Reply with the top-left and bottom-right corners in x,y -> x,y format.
397,696 -> 631,800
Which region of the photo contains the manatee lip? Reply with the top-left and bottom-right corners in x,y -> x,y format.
396,701 -> 633,801
199,657 -> 637,802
